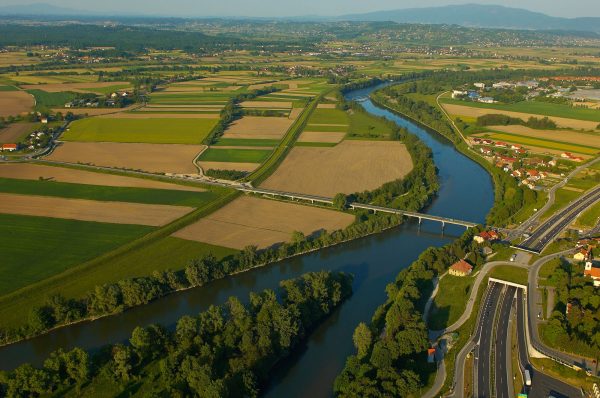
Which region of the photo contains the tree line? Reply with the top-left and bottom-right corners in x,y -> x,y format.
334,227 -> 485,397
0,271 -> 353,397
476,113 -> 557,129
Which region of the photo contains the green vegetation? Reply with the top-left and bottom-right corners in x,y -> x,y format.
441,98 -> 600,122
26,89 -> 79,109
0,85 -> 18,91
540,258 -> 600,358
476,113 -> 557,129
484,132 -> 598,155
488,265 -> 528,285
0,213 -> 153,296
295,141 -> 337,147
576,201 -> 600,228
304,124 -> 348,132
212,138 -> 279,147
307,108 -> 349,125
204,169 -> 249,180
347,105 -> 395,139
0,178 -> 219,207
0,271 -> 352,398
82,83 -> 131,95
62,118 -> 217,144
199,148 -> 271,163
427,274 -> 474,330
541,188 -> 581,220
334,228 -> 486,396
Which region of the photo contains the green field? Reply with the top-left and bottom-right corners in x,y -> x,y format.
0,85 -> 18,91
305,124 -> 348,132
26,89 -> 79,108
489,265 -> 528,285
427,274 -> 474,330
541,188 -> 582,220
62,118 -> 217,144
348,111 -> 395,140
199,147 -> 272,162
82,83 -> 131,95
485,132 -> 598,155
575,201 -> 600,228
213,138 -> 280,147
307,108 -> 350,125
0,178 -> 219,207
0,213 -> 154,296
441,98 -> 600,122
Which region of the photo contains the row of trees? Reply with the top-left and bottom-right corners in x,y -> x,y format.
204,169 -> 250,180
476,113 -> 557,129
334,228 -> 483,396
0,271 -> 353,397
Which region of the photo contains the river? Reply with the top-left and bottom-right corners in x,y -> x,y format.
0,83 -> 494,397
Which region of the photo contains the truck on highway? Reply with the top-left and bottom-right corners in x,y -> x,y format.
524,369 -> 532,386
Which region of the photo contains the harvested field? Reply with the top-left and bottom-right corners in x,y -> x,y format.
443,103 -> 599,130
98,113 -> 219,119
241,101 -> 292,108
173,196 -> 353,249
20,82 -> 131,93
0,90 -> 34,117
268,92 -> 312,98
262,141 -> 412,196
162,86 -> 240,92
297,131 -> 345,143
198,161 -> 259,172
50,106 -> 137,116
0,193 -> 193,226
222,116 -> 293,140
145,104 -> 222,108
0,163 -> 205,192
489,125 -> 600,148
317,104 -> 337,109
0,122 -> 35,144
48,142 -> 204,174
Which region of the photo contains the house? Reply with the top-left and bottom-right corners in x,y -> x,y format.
514,148 -> 527,155
449,259 -> 473,277
40,117 -> 48,124
527,170 -> 540,180
479,97 -> 495,104
548,159 -> 558,167
468,91 -> 481,100
474,82 -> 486,89
474,230 -> 500,244
481,139 -> 493,145
493,81 -> 514,89
574,248 -> 590,261
510,144 -> 522,150
427,348 -> 436,363
452,90 -> 468,99
584,261 -> 600,287
511,169 -> 524,178
480,147 -> 493,156
1,143 -> 17,152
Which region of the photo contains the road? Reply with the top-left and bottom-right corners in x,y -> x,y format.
528,253 -> 595,371
473,282 -> 505,398
519,184 -> 600,252
516,289 -> 582,398
495,286 -> 517,398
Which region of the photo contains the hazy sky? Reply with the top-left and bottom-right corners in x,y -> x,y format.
3,0 -> 600,18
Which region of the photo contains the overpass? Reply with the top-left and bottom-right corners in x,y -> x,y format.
239,187 -> 479,229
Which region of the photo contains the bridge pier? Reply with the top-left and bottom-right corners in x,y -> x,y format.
441,221 -> 445,230
418,217 -> 422,225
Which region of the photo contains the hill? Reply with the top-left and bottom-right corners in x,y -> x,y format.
341,4 -> 600,33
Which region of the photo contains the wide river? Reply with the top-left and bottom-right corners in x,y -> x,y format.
0,83 -> 494,397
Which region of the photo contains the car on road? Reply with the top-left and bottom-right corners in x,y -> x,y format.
510,254 -> 517,262
524,369 -> 532,386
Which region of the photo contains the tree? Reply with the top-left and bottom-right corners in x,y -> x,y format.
112,345 -> 134,381
333,193 -> 348,210
28,306 -> 54,333
353,322 -> 372,359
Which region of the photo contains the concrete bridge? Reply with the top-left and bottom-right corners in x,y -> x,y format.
239,187 -> 479,230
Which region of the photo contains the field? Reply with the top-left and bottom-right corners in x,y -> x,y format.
297,130 -> 345,143
0,213 -> 153,296
100,112 -> 219,119
0,163 -> 204,191
62,118 -> 217,144
261,140 -> 413,196
0,177 -> 219,207
0,90 -> 34,117
222,116 -> 294,140
50,106 -> 137,116
198,147 -> 272,163
427,275 -> 474,330
442,103 -> 599,131
0,122 -> 36,144
477,132 -> 598,155
26,89 -> 79,109
20,82 -> 131,93
173,195 -> 354,249
198,161 -> 259,172
48,142 -> 205,174
0,193 -> 194,226
441,98 -> 600,123
489,125 -> 600,148
575,201 -> 600,228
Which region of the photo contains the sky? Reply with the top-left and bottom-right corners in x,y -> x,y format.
2,0 -> 600,18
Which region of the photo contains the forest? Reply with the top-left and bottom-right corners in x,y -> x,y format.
0,271 -> 353,397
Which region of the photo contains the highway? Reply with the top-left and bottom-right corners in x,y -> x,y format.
495,286 -> 517,398
516,289 -> 582,398
518,184 -> 600,252
473,282 -> 504,398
